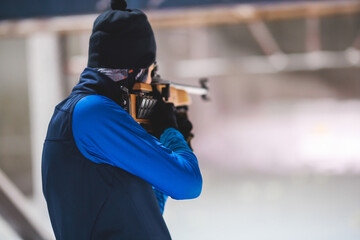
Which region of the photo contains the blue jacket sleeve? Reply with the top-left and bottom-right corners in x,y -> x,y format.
72,95 -> 202,200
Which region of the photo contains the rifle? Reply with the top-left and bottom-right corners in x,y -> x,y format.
126,69 -> 209,145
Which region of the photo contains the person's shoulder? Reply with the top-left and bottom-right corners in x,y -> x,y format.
76,95 -> 119,111
74,95 -> 126,119
77,94 -> 113,108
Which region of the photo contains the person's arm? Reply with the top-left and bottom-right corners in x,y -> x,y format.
72,95 -> 202,200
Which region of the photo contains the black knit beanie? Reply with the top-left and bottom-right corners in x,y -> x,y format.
87,0 -> 156,69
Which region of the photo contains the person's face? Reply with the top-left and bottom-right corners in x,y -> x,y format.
145,63 -> 155,84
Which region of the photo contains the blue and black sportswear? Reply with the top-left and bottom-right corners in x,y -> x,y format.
42,68 -> 202,240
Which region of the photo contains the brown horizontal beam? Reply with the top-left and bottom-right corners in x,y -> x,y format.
149,0 -> 360,28
0,0 -> 359,37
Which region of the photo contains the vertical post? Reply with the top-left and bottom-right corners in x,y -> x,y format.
345,25 -> 360,65
305,17 -> 321,52
305,17 -> 323,69
26,32 -> 64,237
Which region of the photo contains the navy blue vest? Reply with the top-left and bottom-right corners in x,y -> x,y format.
42,68 -> 172,239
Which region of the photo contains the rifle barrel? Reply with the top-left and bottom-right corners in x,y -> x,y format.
171,83 -> 208,96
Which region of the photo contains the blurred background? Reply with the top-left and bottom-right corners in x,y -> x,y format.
1,0 -> 360,239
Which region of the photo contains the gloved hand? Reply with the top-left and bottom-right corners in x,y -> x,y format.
150,86 -> 178,139
175,108 -> 193,141
175,107 -> 194,150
